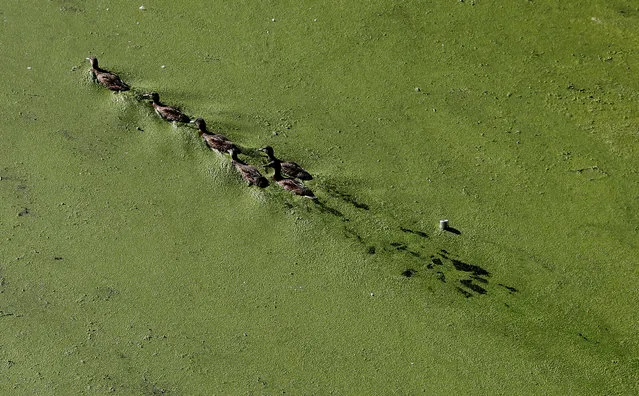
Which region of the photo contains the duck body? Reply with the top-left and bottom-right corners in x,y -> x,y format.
267,160 -> 317,200
144,92 -> 191,123
229,148 -> 269,188
194,118 -> 237,153
259,146 -> 312,180
87,56 -> 130,92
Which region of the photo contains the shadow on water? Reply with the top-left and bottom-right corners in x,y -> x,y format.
390,242 -> 422,258
460,279 -> 487,294
401,269 -> 416,277
471,274 -> 488,284
313,200 -> 348,220
83,63 -> 521,303
439,249 -> 490,277
445,226 -> 461,235
395,245 -> 518,298
400,227 -> 429,239
343,227 -> 365,244
323,183 -> 370,211
497,283 -> 519,294
309,194 -> 519,299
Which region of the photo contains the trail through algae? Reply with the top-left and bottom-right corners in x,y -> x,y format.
1,0 -> 638,394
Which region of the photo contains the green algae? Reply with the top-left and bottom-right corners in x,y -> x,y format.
1,0 -> 638,394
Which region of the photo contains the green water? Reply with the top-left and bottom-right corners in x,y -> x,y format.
2,0 -> 638,394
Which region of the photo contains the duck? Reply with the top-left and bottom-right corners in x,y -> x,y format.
194,118 -> 238,153
266,160 -> 317,200
142,92 -> 191,123
229,148 -> 269,188
259,145 -> 313,180
87,56 -> 130,92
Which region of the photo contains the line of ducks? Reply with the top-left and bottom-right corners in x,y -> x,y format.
87,56 -> 317,199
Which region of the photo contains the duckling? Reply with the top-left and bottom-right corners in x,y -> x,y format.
194,118 -> 238,153
266,160 -> 317,200
259,146 -> 313,180
142,92 -> 191,123
229,148 -> 269,188
87,56 -> 130,92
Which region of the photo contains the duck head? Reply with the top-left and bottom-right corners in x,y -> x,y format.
86,56 -> 98,68
194,118 -> 207,131
228,147 -> 239,158
141,92 -> 160,103
258,145 -> 275,158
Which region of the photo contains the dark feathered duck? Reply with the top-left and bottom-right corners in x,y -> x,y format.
142,92 -> 191,123
194,118 -> 238,153
229,148 -> 269,188
259,145 -> 313,180
87,56 -> 130,92
266,160 -> 317,200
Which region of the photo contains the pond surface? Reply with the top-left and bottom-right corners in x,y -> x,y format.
1,0 -> 638,393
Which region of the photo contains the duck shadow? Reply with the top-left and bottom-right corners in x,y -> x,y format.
313,200 -> 348,220
400,226 -> 429,239
321,182 -> 370,211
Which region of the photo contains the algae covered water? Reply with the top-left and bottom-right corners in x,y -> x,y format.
1,1 -> 638,393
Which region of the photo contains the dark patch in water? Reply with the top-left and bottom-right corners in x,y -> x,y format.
450,259 -> 490,277
430,257 -> 443,266
498,283 -> 518,293
401,269 -> 416,277
344,228 -> 364,244
470,275 -> 488,284
367,246 -> 376,255
390,242 -> 421,258
445,226 -> 461,235
315,201 -> 346,219
324,184 -> 370,210
349,200 -> 369,210
421,251 -> 493,297
578,332 -> 598,343
460,279 -> 487,294
399,227 -> 428,239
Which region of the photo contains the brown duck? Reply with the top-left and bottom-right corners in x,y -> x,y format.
87,56 -> 130,92
229,148 -> 269,188
266,160 -> 317,200
142,92 -> 191,123
259,146 -> 312,180
194,118 -> 238,153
